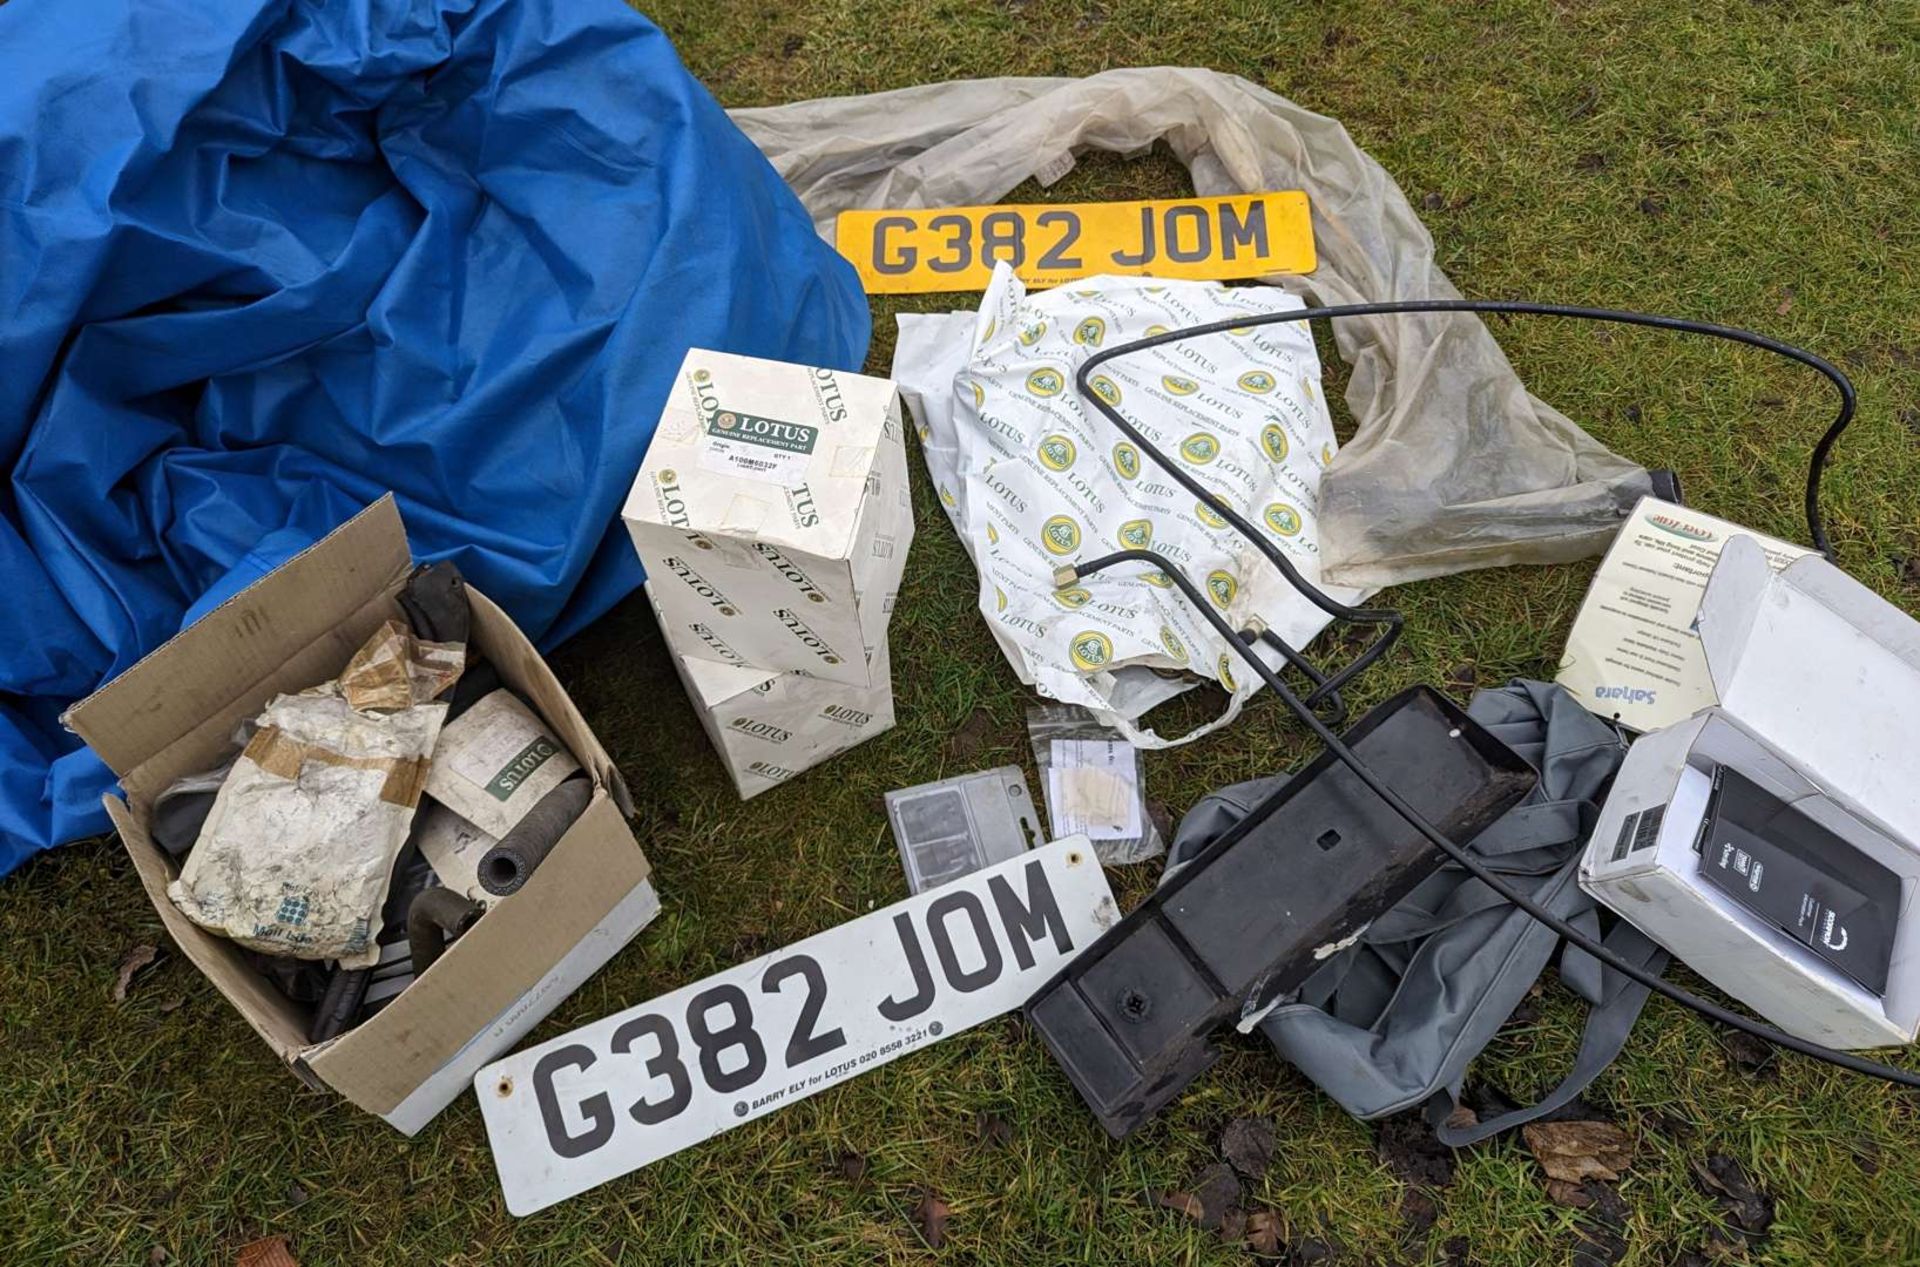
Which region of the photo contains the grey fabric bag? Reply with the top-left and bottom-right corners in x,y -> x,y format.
1164,679 -> 1667,1144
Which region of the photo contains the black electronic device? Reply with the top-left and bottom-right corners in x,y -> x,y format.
1695,766 -> 1899,996
1024,687 -> 1536,1137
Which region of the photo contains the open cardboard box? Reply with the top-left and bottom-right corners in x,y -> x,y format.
64,496 -> 659,1132
1581,536 -> 1920,1048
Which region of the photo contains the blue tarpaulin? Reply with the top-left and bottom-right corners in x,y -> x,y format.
0,0 -> 871,875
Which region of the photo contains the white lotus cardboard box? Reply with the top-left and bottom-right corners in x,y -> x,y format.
1580,535 -> 1920,1049
623,349 -> 913,688
645,583 -> 895,798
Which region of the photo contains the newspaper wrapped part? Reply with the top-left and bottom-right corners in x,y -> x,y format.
167,684 -> 446,966
340,619 -> 466,712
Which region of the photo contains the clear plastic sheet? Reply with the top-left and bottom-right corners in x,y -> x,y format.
735,69 -> 1652,588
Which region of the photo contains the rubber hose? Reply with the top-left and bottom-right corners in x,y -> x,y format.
406,886 -> 484,977
477,774 -> 592,897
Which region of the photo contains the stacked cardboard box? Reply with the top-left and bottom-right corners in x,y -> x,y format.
624,349 -> 912,798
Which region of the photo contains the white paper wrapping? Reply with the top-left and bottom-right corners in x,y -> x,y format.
896,264 -> 1366,744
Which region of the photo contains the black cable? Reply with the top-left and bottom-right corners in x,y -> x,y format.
1074,298 -> 1855,561
1068,302 -> 1916,1089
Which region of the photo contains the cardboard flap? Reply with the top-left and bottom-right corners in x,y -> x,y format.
1704,538 -> 1920,844
1700,534 -> 1774,700
64,496 -> 413,778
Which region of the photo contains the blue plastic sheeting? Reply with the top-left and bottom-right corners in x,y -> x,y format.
0,0 -> 871,875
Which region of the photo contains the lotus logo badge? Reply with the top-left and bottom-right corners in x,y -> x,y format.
1162,375 -> 1200,396
1073,316 -> 1107,347
1239,370 -> 1277,394
692,369 -> 711,383
1026,368 -> 1065,397
1217,653 -> 1238,691
1206,570 -> 1238,609
1041,515 -> 1081,555
1321,442 -> 1334,466
1088,374 -> 1122,407
1180,433 -> 1220,464
1038,435 -> 1076,471
995,586 -> 1008,612
1141,570 -> 1173,588
717,411 -> 738,430
1053,586 -> 1093,609
986,522 -> 999,545
1195,501 -> 1228,530
939,487 -> 956,509
1161,627 -> 1189,665
1144,323 -> 1171,336
1265,503 -> 1303,537
1018,320 -> 1049,347
1069,630 -> 1114,671
1112,442 -> 1141,479
969,380 -> 985,408
1261,424 -> 1289,463
1117,519 -> 1153,549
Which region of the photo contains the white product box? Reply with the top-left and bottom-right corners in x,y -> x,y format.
622,349 -> 913,688
647,584 -> 895,799
1580,535 -> 1920,1048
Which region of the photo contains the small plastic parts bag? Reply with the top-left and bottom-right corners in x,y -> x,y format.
166,624 -> 455,966
734,69 -> 1652,590
1029,704 -> 1164,865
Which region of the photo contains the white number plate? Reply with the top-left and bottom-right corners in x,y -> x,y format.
476,838 -> 1115,1215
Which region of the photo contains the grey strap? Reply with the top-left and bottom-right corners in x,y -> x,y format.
1426,921 -> 1668,1146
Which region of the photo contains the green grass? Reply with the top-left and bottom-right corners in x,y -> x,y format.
6,0 -> 1920,1262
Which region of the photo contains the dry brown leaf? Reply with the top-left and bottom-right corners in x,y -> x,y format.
1245,1209 -> 1285,1259
1150,1189 -> 1204,1221
1523,1121 -> 1632,1184
1221,1116 -> 1276,1180
974,1111 -> 1013,1149
235,1235 -> 299,1267
1545,1179 -> 1595,1209
910,1191 -> 951,1249
113,944 -> 160,1003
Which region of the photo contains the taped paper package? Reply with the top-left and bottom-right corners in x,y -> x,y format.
893,263 -> 1367,744
167,621 -> 454,966
623,349 -> 913,688
647,583 -> 895,798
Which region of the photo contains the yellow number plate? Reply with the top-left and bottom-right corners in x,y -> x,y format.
835,191 -> 1315,295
